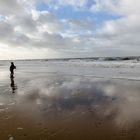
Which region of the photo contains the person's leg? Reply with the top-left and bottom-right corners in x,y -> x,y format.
10,70 -> 14,78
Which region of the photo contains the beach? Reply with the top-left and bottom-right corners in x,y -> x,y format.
1,59 -> 140,140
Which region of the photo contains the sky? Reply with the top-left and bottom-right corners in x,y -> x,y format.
0,0 -> 140,59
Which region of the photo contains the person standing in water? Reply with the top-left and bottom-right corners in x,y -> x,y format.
10,62 -> 16,77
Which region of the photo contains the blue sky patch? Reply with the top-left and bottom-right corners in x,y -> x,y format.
35,1 -> 122,31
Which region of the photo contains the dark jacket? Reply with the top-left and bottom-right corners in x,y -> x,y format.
10,64 -> 16,72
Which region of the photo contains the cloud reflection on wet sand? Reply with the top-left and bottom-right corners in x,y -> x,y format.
1,76 -> 140,139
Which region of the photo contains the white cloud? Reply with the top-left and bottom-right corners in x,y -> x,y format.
0,0 -> 140,59
90,0 -> 140,16
90,0 -> 119,13
88,0 -> 140,56
0,0 -> 97,59
43,0 -> 89,9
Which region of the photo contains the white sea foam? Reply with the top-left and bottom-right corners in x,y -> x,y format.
0,58 -> 140,81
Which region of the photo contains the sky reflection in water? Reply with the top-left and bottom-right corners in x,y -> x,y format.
7,76 -> 139,128
0,75 -> 140,139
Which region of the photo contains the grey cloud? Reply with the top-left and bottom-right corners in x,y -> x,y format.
10,15 -> 37,33
10,33 -> 30,46
36,11 -> 62,33
0,21 -> 14,39
0,0 -> 29,16
0,0 -> 140,58
68,18 -> 95,31
31,32 -> 80,50
37,12 -> 58,23
0,20 -> 31,47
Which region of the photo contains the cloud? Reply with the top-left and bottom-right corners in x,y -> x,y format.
43,0 -> 90,10
0,0 -> 24,15
0,20 -> 14,39
0,0 -> 96,59
90,0 -> 119,13
67,18 -> 95,31
0,0 -> 140,59
36,11 -> 62,34
87,0 -> 140,56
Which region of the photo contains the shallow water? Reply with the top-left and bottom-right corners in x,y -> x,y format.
0,75 -> 140,139
1,60 -> 140,139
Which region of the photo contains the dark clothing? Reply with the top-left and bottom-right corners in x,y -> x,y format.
10,64 -> 16,74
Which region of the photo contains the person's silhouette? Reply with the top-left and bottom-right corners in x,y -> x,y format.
10,62 -> 16,78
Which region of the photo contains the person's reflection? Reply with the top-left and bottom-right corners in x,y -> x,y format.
10,75 -> 17,93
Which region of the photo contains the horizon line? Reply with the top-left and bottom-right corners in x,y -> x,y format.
0,56 -> 140,61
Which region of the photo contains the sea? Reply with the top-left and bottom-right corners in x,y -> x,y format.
0,57 -> 140,139
1,56 -> 140,82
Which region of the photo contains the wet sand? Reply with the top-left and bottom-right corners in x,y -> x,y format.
1,74 -> 140,140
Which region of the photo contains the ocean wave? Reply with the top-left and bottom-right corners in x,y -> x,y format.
43,56 -> 140,63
